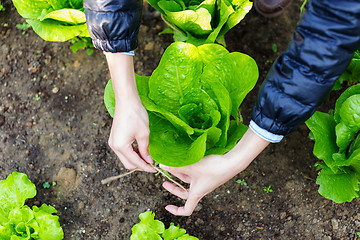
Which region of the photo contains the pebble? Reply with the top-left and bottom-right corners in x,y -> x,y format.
52,87 -> 59,94
331,219 -> 339,230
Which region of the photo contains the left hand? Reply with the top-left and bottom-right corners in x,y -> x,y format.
160,128 -> 270,216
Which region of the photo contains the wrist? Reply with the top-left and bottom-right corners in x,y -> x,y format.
224,128 -> 270,174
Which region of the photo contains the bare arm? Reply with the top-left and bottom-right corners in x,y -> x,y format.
105,53 -> 155,173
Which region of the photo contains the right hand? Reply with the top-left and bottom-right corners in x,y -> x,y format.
108,97 -> 156,173
105,52 -> 155,173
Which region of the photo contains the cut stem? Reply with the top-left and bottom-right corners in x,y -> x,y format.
101,164 -> 188,192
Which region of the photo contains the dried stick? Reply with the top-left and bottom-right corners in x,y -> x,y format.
101,164 -> 188,192
101,169 -> 138,185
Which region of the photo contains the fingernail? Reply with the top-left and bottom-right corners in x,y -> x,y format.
159,164 -> 170,171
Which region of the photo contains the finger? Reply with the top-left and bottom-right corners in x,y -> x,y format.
136,133 -> 153,164
118,148 -> 156,173
162,181 -> 189,200
165,171 -> 191,184
165,193 -> 201,216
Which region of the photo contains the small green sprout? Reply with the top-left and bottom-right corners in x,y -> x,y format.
43,182 -> 51,189
263,185 -> 273,193
236,179 -> 247,186
35,94 -> 40,101
52,181 -> 56,186
16,22 -> 31,35
92,122 -> 97,126
272,44 -> 278,53
0,2 -> 5,11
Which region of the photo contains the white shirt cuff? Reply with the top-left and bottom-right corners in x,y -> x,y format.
249,120 -> 283,143
103,51 -> 135,56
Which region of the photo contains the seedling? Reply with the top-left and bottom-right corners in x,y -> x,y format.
16,22 -> 31,35
236,179 -> 248,186
35,93 -> 40,101
0,2 -> 5,11
43,181 -> 51,189
263,185 -> 273,193
272,43 -> 278,53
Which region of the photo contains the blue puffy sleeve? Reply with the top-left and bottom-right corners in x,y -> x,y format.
84,0 -> 142,53
252,0 -> 360,138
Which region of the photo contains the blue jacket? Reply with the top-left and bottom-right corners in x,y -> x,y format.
252,0 -> 360,140
84,0 -> 142,52
84,0 -> 360,141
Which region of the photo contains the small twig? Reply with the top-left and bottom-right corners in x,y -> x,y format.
151,164 -> 188,192
100,164 -> 188,192
101,169 -> 138,185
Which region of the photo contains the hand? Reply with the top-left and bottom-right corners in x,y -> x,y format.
105,52 -> 156,173
160,129 -> 270,216
109,100 -> 156,173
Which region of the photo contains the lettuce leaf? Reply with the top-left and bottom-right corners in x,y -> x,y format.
0,172 -> 64,240
131,211 -> 198,240
147,0 -> 253,45
11,0 -> 88,42
306,83 -> 360,203
104,42 -> 258,167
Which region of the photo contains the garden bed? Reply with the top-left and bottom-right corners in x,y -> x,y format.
0,0 -> 359,239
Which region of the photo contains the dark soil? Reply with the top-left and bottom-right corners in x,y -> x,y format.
1,0 -> 359,239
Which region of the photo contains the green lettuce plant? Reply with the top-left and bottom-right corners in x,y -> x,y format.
333,49 -> 360,90
0,172 -> 64,240
147,0 -> 253,46
11,0 -> 91,50
104,42 -> 258,167
131,211 -> 198,240
305,83 -> 360,203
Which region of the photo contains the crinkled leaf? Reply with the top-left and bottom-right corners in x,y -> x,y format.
47,0 -> 70,10
162,223 -> 186,240
149,42 -> 203,115
205,120 -> 247,155
201,52 -> 258,118
218,0 -> 253,37
305,112 -> 338,169
130,211 -> 165,240
334,83 -> 360,123
348,148 -> 360,176
149,112 -> 207,167
41,9 -> 86,25
197,43 -> 229,66
335,121 -> 357,153
177,235 -> 199,240
205,0 -> 233,44
339,95 -> 360,129
26,19 -> 88,42
32,204 -> 64,240
11,0 -> 52,19
159,0 -> 215,37
316,165 -> 360,203
0,172 -> 36,225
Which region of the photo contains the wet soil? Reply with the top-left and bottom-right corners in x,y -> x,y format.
0,0 -> 359,239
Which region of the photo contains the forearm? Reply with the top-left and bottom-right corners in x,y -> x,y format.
224,128 -> 270,175
105,53 -> 141,105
